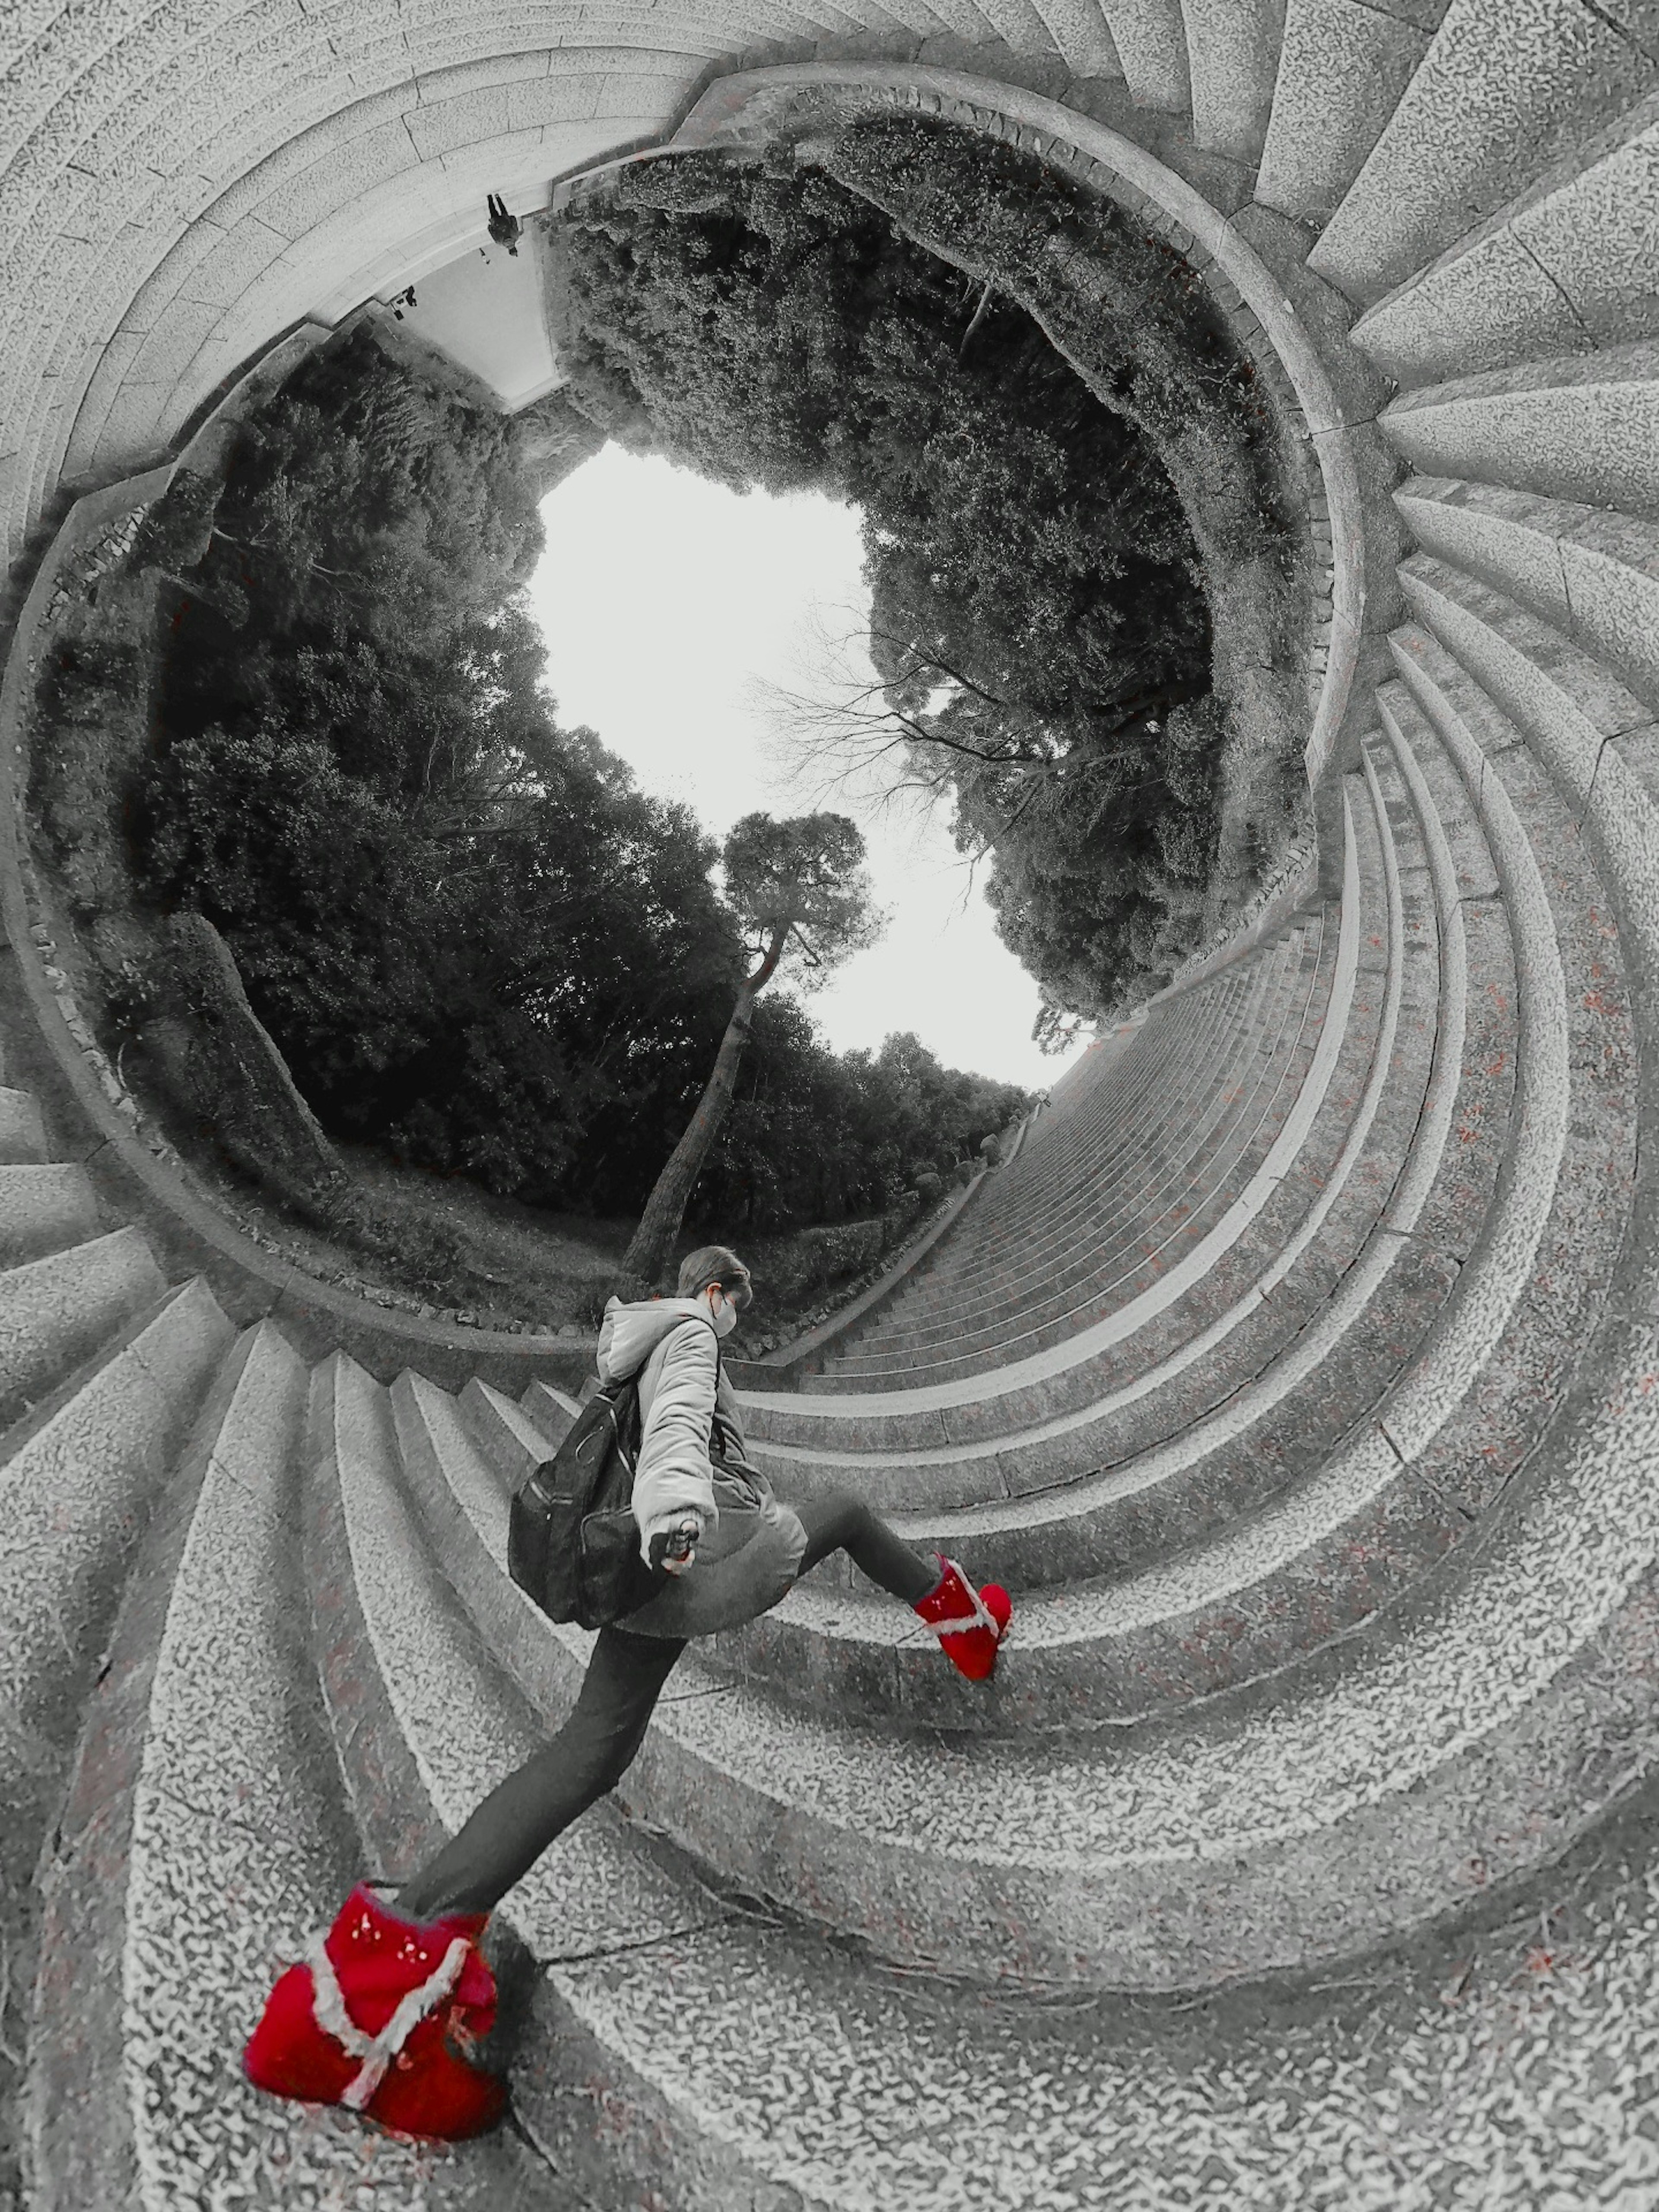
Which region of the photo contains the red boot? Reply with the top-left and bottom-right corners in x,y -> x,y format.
913,1554 -> 1012,1681
243,1881 -> 506,2139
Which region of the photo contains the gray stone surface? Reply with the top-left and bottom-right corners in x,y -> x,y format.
1380,337 -> 1659,519
458,1374 -> 556,1489
0,1160 -> 99,1269
29,1320 -> 569,2210
1396,557 -> 1659,977
1255,0 -> 1443,226
837,931 -> 1325,1362
1307,0 -> 1659,305
1371,691 -> 1516,1264
1179,0 -> 1283,163
1351,87 -> 1659,388
0,1274 -> 234,1768
1095,0 -> 1189,107
519,1376 -> 581,1448
1395,476 -> 1659,715
0,1082 -> 45,1163
536,1770 -> 1659,2210
759,911 -> 1357,1433
0,1226 -> 165,1430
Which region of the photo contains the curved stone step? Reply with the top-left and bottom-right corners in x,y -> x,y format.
1397,548 -> 1659,863
1307,0 -> 1659,305
460,1373 -> 560,1484
922,956 -> 1262,1250
918,940 -> 1309,1272
394,1307 -> 1659,2003
1255,0 -> 1443,228
823,933 -> 1332,1382
809,915 -> 1362,1415
831,931 -> 1324,1365
1367,683 -> 1512,1265
0,1161 -> 98,1268
1393,476 -> 1659,716
520,1376 -> 581,1446
896,944 -> 1290,1286
0,1273 -> 236,1920
1383,621 -> 1639,1442
0,1083 -> 46,1164
1028,0 -> 1122,80
1350,86 -> 1659,389
1379,338 -> 1659,519
873,961 -> 1267,1319
26,1320 -> 569,2209
737,858 -> 1362,1458
1098,0 -> 1191,110
0,1226 -> 168,1431
2,1283 -> 236,2207
1178,0 -> 1283,164
521,1802 -> 1659,2212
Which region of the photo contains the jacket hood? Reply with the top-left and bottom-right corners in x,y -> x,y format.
594,1295 -> 716,1386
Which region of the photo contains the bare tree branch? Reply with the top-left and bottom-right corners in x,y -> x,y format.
959,280 -> 995,357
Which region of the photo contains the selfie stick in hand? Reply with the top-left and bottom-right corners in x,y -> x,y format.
648,1519 -> 701,1576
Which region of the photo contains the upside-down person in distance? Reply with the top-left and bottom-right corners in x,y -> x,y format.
243,1245 -> 1011,2137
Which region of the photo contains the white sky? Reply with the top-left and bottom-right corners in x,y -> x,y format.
528,446 -> 1091,1090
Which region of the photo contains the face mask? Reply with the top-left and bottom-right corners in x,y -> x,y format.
708,1287 -> 739,1338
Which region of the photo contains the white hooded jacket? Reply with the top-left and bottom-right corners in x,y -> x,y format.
594,1294 -> 747,1562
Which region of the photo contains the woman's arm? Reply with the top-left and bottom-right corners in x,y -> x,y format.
632,1319 -> 720,1567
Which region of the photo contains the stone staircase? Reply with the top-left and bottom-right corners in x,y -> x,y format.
7,2 -> 1659,2206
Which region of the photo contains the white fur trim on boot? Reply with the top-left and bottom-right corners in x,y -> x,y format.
304,1930 -> 472,2112
921,1557 -> 1003,1640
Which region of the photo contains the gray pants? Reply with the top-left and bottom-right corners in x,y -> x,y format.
394,1491 -> 936,1917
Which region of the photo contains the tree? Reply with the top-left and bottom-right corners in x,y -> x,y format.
550,149 -> 1221,1023
145,324 -> 1021,1234
623,811 -> 885,1284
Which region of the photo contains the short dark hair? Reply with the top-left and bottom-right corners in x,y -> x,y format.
677,1244 -> 752,1306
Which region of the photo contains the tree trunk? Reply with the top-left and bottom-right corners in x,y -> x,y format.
623,928 -> 787,1287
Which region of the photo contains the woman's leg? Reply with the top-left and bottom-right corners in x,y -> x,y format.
793,1491 -> 938,1605
393,1626 -> 687,1919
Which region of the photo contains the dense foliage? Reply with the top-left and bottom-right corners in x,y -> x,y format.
140,330 -> 1023,1227
549,137 -> 1226,1021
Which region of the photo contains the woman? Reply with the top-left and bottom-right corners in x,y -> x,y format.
244,1245 -> 1011,2139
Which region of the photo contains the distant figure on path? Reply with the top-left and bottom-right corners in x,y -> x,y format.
242,1246 -> 1013,2141
485,192 -> 521,255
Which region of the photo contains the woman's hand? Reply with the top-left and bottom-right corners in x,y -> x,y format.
648,1518 -> 702,1576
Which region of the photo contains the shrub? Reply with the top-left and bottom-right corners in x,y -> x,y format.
577,1271 -> 654,1329
745,1217 -> 887,1311
880,1190 -> 922,1245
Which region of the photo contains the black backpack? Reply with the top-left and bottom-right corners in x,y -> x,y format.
507,1316 -> 718,1631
